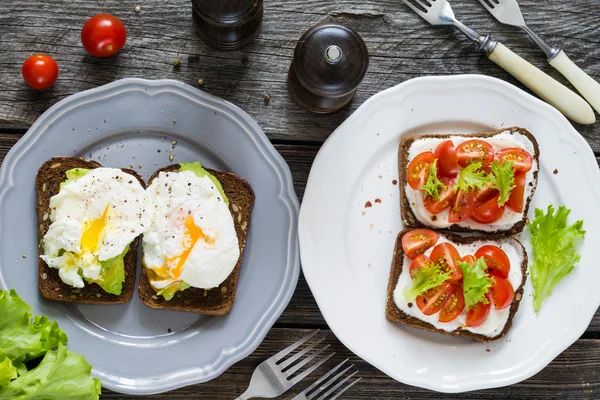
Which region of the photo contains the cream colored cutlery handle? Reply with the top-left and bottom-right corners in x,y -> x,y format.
488,42 -> 595,124
550,50 -> 600,115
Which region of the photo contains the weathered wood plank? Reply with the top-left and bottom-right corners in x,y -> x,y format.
100,328 -> 600,399
1,1 -> 600,149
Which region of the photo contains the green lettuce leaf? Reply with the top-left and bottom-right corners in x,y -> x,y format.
179,162 -> 229,204
421,161 -> 446,200
490,160 -> 516,206
455,162 -> 491,193
85,244 -> 130,296
403,263 -> 451,302
0,343 -> 101,400
0,290 -> 68,371
0,350 -> 17,388
60,168 -> 91,189
528,205 -> 586,313
459,258 -> 494,310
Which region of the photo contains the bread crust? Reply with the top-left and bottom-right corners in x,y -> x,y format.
137,164 -> 255,315
385,229 -> 528,343
36,157 -> 144,304
398,127 -> 540,235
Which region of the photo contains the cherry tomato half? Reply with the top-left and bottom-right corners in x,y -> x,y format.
475,245 -> 511,279
489,276 -> 515,310
409,254 -> 433,279
407,152 -> 436,190
430,242 -> 463,281
22,54 -> 59,90
416,283 -> 451,316
424,178 -> 456,215
471,195 -> 505,224
462,254 -> 475,265
438,284 -> 465,323
466,294 -> 492,327
402,229 -> 440,260
507,172 -> 526,213
448,189 -> 476,223
475,181 -> 500,203
434,140 -> 458,178
456,140 -> 494,169
496,148 -> 533,173
81,14 -> 127,57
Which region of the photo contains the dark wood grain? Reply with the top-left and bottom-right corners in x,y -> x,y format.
1,1 -> 600,150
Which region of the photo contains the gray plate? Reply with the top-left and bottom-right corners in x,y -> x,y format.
0,79 -> 300,395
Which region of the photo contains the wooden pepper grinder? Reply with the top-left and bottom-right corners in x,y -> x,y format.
191,0 -> 264,50
288,22 -> 369,113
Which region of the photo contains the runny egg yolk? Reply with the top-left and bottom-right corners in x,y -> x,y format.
151,215 -> 215,282
81,205 -> 109,252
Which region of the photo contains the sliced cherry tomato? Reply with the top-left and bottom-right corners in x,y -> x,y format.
448,189 -> 476,223
416,283 -> 451,316
438,284 -> 465,323
22,54 -> 59,90
456,140 -> 494,169
462,254 -> 475,265
407,152 -> 436,190
81,14 -> 127,58
430,243 -> 463,281
476,181 -> 500,203
496,148 -> 533,173
434,140 -> 458,178
507,172 -> 526,213
489,276 -> 515,310
424,178 -> 456,215
409,254 -> 433,279
475,245 -> 511,279
472,195 -> 505,224
466,294 -> 492,327
402,229 -> 440,260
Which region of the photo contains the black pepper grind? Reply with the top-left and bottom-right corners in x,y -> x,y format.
288,23 -> 369,113
191,0 -> 264,50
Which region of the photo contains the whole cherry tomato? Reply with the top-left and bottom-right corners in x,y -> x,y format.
22,54 -> 59,90
81,14 -> 127,57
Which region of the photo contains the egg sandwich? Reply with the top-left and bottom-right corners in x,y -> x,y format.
138,162 -> 254,315
36,157 -> 150,304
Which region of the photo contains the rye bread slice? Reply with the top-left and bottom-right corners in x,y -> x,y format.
385,229 -> 528,343
138,164 -> 255,315
36,157 -> 144,304
399,127 -> 540,235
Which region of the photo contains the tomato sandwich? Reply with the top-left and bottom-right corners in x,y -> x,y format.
385,229 -> 527,342
399,127 -> 539,234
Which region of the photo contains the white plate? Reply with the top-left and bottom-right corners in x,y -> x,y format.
299,75 -> 600,393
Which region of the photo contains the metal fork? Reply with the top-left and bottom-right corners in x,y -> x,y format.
293,359 -> 361,400
235,331 -> 334,400
478,0 -> 600,114
401,0 -> 595,124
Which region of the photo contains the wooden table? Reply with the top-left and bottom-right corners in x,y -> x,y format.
2,0 -> 600,398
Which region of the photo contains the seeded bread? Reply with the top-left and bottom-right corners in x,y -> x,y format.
385,229 -> 528,343
399,127 -> 540,235
138,164 -> 255,315
36,157 -> 144,304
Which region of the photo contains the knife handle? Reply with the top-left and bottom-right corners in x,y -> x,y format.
487,42 -> 595,125
549,50 -> 600,115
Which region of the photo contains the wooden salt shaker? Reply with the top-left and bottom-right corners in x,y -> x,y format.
288,22 -> 369,113
191,0 -> 264,50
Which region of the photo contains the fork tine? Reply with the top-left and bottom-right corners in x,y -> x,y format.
285,344 -> 330,377
478,0 -> 495,12
299,359 -> 349,398
279,336 -> 326,370
327,377 -> 362,400
273,330 -> 319,362
315,371 -> 360,400
402,0 -> 428,15
288,352 -> 334,385
306,365 -> 354,399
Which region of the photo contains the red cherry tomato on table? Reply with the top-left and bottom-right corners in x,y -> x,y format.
430,242 -> 463,281
22,54 -> 59,90
489,276 -> 514,310
402,229 -> 440,260
456,140 -> 494,169
416,283 -> 451,316
407,152 -> 436,190
438,284 -> 465,323
409,254 -> 433,279
466,294 -> 492,327
507,172 -> 526,213
81,14 -> 127,57
423,178 -> 456,215
475,245 -> 511,279
471,195 -> 505,224
496,148 -> 533,173
434,140 -> 458,178
448,189 -> 476,223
